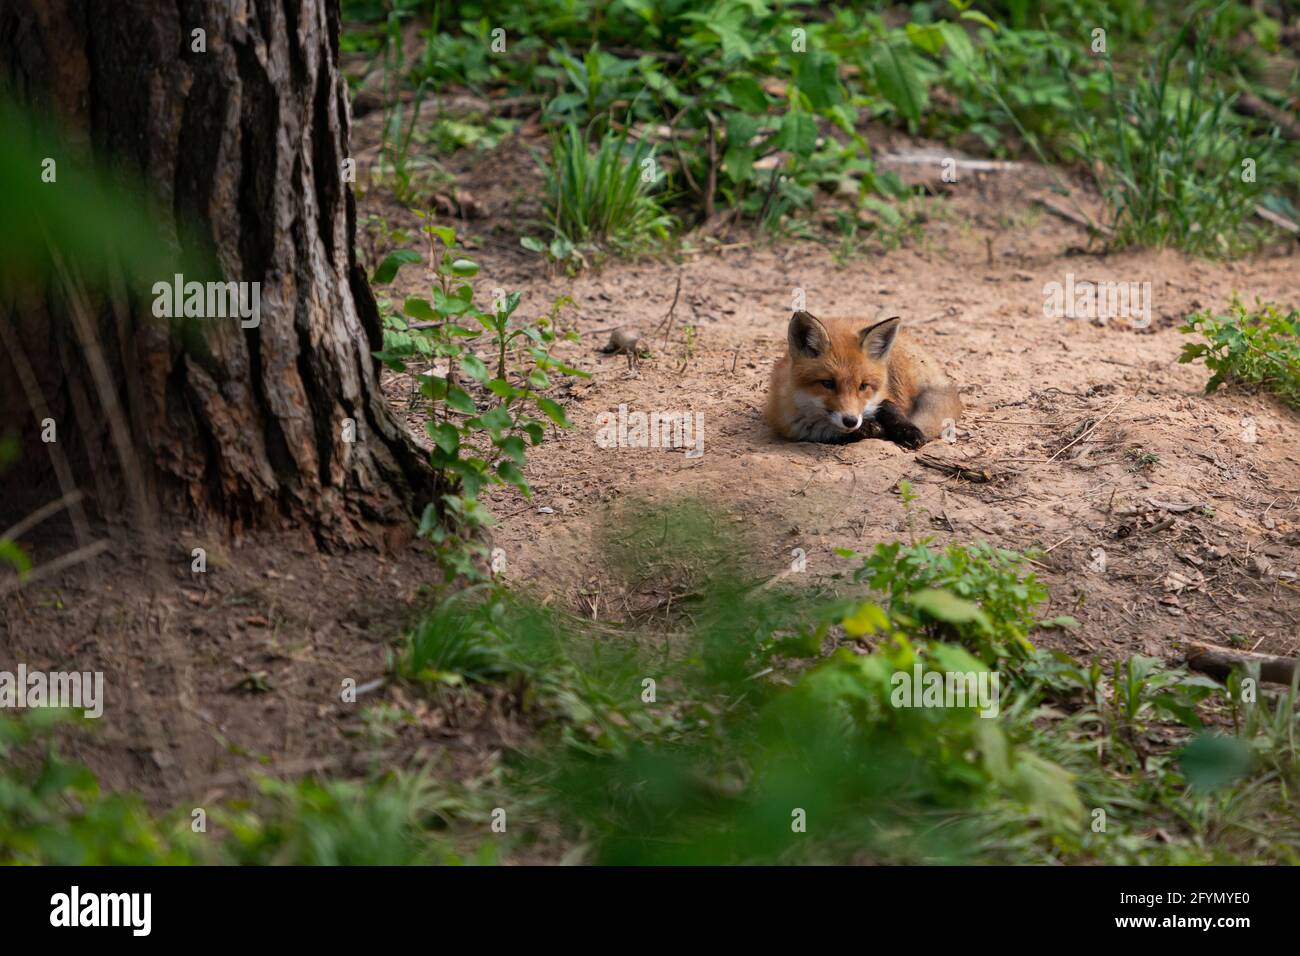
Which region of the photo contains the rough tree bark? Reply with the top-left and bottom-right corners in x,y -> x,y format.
0,0 -> 430,548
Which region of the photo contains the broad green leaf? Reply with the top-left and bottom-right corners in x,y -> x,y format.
403,297 -> 437,323
494,435 -> 527,465
794,52 -> 844,110
535,397 -> 571,428
869,43 -> 928,124
371,249 -> 422,284
426,422 -> 460,455
907,588 -> 991,631
1178,734 -> 1252,792
497,460 -> 529,493
427,225 -> 456,246
726,75 -> 769,112
905,22 -> 946,55
842,602 -> 890,637
446,386 -> 477,414
778,111 -> 817,158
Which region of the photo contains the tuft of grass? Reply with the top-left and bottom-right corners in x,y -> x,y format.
1065,12 -> 1276,256
531,124 -> 672,261
217,773 -> 483,866
1179,296 -> 1300,408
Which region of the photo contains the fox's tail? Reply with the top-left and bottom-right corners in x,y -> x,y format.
908,386 -> 962,441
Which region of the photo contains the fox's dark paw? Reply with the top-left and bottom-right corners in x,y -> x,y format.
888,423 -> 927,450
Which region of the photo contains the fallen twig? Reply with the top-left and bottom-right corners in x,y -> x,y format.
1186,641 -> 1298,686
1044,394 -> 1130,464
0,538 -> 111,597
915,453 -> 1001,483
1034,195 -> 1113,238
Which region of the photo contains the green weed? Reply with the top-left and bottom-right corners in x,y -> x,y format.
1179,297 -> 1300,408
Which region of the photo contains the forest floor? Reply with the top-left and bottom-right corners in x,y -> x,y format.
6,104 -> 1298,814
365,106 -> 1300,667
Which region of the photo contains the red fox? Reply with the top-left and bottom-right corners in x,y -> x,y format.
765,311 -> 961,449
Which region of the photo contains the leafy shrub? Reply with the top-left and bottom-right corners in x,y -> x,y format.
0,712 -> 201,864
371,223 -> 587,581
1179,297 -> 1300,409
838,479 -> 1053,666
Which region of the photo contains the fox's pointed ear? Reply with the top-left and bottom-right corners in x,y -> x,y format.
789,311 -> 831,357
859,316 -> 901,359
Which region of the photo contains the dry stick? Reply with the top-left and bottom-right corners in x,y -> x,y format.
1,491 -> 86,544
1034,195 -> 1114,238
980,419 -> 1062,426
1137,516 -> 1176,536
915,454 -> 1000,483
1185,641 -> 1298,686
46,240 -> 157,537
1043,394 -> 1131,465
0,316 -> 92,547
1041,534 -> 1073,554
1254,205 -> 1300,235
703,110 -> 718,223
1232,93 -> 1300,142
0,539 -> 111,598
654,271 -> 684,344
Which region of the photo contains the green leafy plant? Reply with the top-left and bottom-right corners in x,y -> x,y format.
372,221 -> 587,581
0,711 -> 202,864
836,485 -> 1052,664
0,711 -> 484,865
1179,297 -> 1300,408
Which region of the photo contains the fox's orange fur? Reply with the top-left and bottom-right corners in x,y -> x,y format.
765,311 -> 961,448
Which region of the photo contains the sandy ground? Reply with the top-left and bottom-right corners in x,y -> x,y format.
370,125 -> 1300,662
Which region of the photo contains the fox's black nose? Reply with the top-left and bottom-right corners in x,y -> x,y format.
839,413 -> 861,430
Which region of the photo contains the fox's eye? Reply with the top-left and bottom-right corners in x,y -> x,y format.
859,382 -> 871,392
818,379 -> 835,390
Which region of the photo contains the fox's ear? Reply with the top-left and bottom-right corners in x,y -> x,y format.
788,311 -> 830,357
859,316 -> 901,359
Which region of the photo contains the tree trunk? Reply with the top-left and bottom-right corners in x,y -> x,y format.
0,0 -> 429,549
